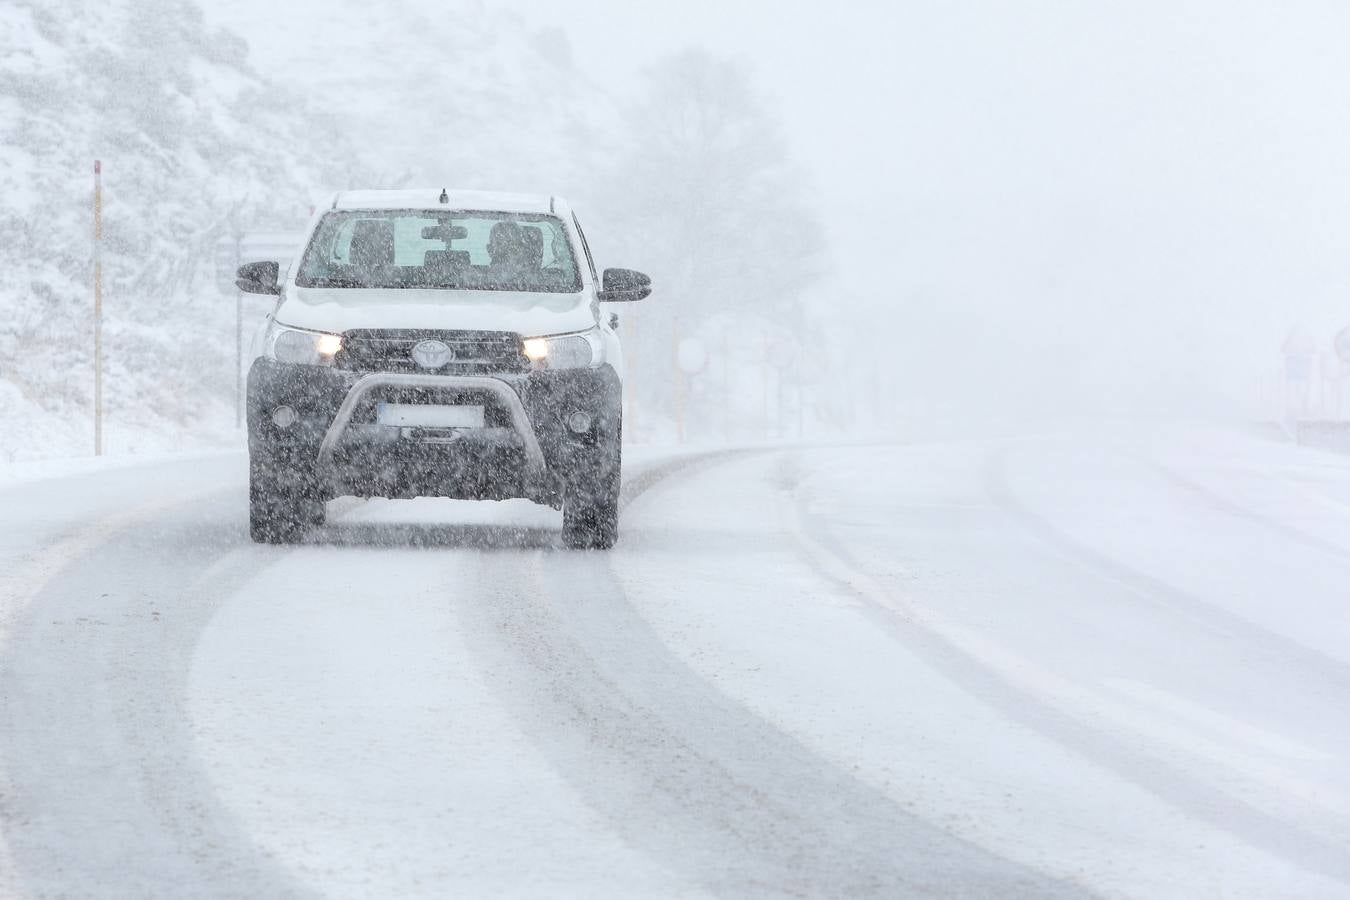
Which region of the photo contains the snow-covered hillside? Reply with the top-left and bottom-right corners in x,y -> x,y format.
0,0 -> 362,459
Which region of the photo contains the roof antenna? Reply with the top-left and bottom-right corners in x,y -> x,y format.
438,188 -> 449,204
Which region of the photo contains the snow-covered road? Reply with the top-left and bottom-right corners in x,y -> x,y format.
0,423 -> 1347,898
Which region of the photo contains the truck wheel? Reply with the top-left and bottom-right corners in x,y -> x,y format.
249,458 -> 325,544
562,436 -> 621,550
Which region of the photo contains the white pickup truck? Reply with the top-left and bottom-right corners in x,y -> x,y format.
236,188 -> 651,549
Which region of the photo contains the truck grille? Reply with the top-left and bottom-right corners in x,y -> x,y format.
336,329 -> 529,374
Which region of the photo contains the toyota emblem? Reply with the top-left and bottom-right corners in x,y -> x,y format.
411,340 -> 454,369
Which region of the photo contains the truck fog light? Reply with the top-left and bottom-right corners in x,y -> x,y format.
566,410 -> 593,434
272,405 -> 298,429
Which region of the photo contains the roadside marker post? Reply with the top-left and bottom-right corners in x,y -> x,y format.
623,313 -> 639,444
762,336 -> 771,439
767,339 -> 801,441
676,335 -> 708,444
721,331 -> 730,443
672,317 -> 685,443
235,279 -> 243,429
93,160 -> 104,457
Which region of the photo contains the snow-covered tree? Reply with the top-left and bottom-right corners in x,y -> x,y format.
590,50 -> 827,440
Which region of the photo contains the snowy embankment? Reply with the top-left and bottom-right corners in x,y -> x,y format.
0,383 -> 241,464
0,422 -> 1346,897
0,0 -> 363,464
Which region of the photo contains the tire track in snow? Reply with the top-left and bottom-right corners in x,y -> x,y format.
1147,459 -> 1350,567
0,485 -> 232,648
0,491 -> 316,899
455,449 -> 1086,899
0,449 -> 746,896
0,471 -> 239,897
782,447 -> 1350,887
984,446 -> 1350,696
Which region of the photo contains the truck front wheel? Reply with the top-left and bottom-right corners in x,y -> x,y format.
562,433 -> 621,550
249,457 -> 325,544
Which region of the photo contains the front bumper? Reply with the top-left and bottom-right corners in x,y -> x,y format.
247,359 -> 621,504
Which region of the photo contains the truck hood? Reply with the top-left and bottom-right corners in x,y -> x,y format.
275,287 -> 596,336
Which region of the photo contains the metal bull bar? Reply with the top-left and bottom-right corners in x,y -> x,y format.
315,373 -> 547,474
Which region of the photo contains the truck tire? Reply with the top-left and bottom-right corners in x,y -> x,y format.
562,433 -> 621,550
249,457 -> 325,544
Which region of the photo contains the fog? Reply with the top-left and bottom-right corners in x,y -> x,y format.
218,0 -> 1350,427
566,0 -> 1350,421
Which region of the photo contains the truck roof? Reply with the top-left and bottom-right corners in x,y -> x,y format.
330,189 -> 560,215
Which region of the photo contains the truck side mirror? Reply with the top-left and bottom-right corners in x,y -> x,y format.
236,260 -> 281,296
598,268 -> 651,303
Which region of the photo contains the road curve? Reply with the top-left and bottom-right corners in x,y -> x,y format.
0,425 -> 1347,897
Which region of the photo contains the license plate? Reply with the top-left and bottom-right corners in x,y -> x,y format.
376,403 -> 484,429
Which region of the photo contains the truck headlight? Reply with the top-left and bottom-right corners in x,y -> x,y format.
521,328 -> 599,370
266,323 -> 342,366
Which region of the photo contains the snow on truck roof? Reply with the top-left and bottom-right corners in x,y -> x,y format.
331,189 -> 561,215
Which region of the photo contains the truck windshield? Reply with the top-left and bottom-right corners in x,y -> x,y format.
295,210 -> 582,292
